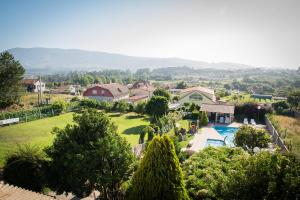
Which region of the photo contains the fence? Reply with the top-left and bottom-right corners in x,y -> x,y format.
0,102 -> 80,124
265,116 -> 289,152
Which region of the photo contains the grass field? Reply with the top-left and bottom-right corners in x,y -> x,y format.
270,115 -> 300,158
0,112 -> 150,167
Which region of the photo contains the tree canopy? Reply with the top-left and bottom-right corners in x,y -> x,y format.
145,96 -> 169,120
153,88 -> 171,101
288,89 -> 300,110
0,52 -> 25,108
45,109 -> 134,198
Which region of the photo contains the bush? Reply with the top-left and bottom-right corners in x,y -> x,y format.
183,147 -> 300,199
51,100 -> 66,114
3,145 -> 47,192
129,135 -> 189,200
223,152 -> 300,200
134,101 -> 147,114
183,147 -> 248,199
234,125 -> 271,151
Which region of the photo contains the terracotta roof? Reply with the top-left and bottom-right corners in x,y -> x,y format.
181,86 -> 214,95
200,103 -> 235,114
127,95 -> 148,103
22,79 -> 38,85
86,83 -> 129,98
0,182 -> 55,200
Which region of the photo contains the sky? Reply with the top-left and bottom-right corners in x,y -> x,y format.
0,0 -> 300,68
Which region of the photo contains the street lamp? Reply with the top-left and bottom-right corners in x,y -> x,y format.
257,105 -> 261,122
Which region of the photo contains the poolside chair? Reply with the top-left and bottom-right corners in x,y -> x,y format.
219,117 -> 224,123
250,119 -> 256,125
243,118 -> 248,124
225,117 -> 230,124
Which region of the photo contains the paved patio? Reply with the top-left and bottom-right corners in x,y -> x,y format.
185,127 -> 224,154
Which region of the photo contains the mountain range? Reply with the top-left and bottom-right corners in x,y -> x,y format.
6,47 -> 256,73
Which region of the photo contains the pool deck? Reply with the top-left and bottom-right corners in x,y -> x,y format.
185,122 -> 244,155
184,122 -> 267,155
186,127 -> 224,154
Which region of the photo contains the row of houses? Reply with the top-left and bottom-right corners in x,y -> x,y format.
22,78 -> 235,123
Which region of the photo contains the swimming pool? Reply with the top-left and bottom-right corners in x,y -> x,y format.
213,126 -> 238,147
205,139 -> 225,147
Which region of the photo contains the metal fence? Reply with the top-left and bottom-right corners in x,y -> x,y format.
265,116 -> 289,152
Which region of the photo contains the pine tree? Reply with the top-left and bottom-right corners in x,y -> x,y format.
129,135 -> 189,200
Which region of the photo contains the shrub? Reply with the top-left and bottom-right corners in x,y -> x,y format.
129,135 -> 189,200
3,145 -> 47,192
183,147 -> 248,199
234,125 -> 271,151
51,100 -> 66,113
134,101 -> 147,114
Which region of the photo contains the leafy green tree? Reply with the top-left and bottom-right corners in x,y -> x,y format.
234,125 -> 271,151
288,89 -> 300,110
3,145 -> 47,192
0,52 -> 25,108
176,81 -> 188,89
129,135 -> 189,200
153,88 -> 171,101
146,96 -> 169,120
46,109 -> 134,198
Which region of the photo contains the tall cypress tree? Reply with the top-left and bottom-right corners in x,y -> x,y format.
129,135 -> 189,200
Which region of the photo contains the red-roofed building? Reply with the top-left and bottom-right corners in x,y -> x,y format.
83,83 -> 129,102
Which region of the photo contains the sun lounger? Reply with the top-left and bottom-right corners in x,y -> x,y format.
250,119 -> 256,125
225,117 -> 230,124
243,118 -> 248,124
219,117 -> 224,123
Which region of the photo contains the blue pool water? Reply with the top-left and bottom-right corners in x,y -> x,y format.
213,126 -> 239,147
205,139 -> 225,147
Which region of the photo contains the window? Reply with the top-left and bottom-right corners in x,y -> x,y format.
101,89 -> 105,94
189,93 -> 203,100
92,89 -> 97,95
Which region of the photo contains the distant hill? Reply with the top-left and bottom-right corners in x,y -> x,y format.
6,47 -> 255,73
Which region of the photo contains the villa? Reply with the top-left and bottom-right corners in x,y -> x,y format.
177,86 -> 216,106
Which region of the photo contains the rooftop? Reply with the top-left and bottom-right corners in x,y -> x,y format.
200,103 -> 235,114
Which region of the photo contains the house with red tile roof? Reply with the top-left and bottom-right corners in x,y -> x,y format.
83,83 -> 129,102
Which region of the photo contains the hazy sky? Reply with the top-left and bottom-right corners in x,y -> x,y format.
1,0 -> 300,68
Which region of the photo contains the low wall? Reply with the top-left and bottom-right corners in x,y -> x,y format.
265,116 -> 289,152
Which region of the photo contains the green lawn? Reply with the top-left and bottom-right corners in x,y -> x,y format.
0,112 -> 150,167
